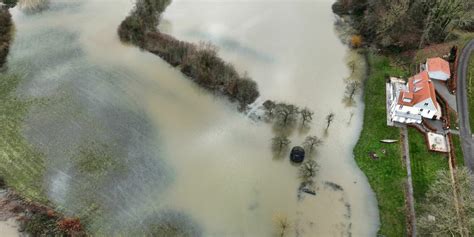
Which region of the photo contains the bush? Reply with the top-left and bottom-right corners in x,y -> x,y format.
0,8 -> 12,68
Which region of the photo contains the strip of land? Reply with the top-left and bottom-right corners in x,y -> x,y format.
456,39 -> 474,172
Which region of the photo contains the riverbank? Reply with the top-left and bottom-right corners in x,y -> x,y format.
353,54 -> 408,236
354,48 -> 471,235
0,187 -> 85,236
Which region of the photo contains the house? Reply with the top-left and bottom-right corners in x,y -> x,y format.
425,57 -> 451,81
388,71 -> 441,124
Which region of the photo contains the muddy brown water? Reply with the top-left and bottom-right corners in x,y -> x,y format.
6,0 -> 379,236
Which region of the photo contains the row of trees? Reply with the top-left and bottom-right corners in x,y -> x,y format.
333,0 -> 474,51
118,0 -> 260,109
271,135 -> 323,156
0,2 -> 13,68
263,100 -> 314,129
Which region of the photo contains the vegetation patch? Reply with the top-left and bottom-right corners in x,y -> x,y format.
332,0 -> 474,52
0,4 -> 13,68
0,190 -> 86,236
118,0 -> 259,109
0,73 -> 46,202
468,51 -> 474,130
353,54 -> 409,236
407,128 -> 448,210
416,168 -> 473,236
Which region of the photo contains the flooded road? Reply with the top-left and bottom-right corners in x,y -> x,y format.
7,0 -> 378,236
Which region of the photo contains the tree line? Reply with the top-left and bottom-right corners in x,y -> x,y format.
0,1 -> 14,68
332,0 -> 474,52
118,0 -> 259,109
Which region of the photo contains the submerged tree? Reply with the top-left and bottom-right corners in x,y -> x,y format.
274,103 -> 299,128
299,159 -> 319,183
299,107 -> 314,127
325,113 -> 335,129
271,136 -> 291,155
273,214 -> 291,237
417,168 -> 474,236
344,80 -> 361,105
263,100 -> 277,120
303,136 -> 323,154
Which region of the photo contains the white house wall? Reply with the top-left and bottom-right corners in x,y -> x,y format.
428,71 -> 449,81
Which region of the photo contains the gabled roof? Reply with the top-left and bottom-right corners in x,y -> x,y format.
426,57 -> 450,76
398,71 -> 437,107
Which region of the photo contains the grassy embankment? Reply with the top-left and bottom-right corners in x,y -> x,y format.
468,51 -> 474,130
354,54 -> 408,236
355,54 -> 456,236
0,73 -> 47,202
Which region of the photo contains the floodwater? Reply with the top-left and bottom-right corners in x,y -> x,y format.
7,0 -> 378,236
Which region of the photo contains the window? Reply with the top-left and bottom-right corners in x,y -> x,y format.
420,109 -> 424,112
428,110 -> 431,114
406,111 -> 410,115
424,102 -> 429,106
399,105 -> 404,109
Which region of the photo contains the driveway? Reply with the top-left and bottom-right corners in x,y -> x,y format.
456,39 -> 474,171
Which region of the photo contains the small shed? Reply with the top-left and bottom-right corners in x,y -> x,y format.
426,57 -> 451,81
290,146 -> 305,163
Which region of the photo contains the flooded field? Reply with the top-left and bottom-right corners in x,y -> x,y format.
6,0 -> 378,236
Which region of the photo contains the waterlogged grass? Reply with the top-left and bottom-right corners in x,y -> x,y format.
0,73 -> 47,202
408,128 -> 448,211
354,54 -> 409,236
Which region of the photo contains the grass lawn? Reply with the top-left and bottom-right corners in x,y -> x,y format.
354,54 -> 409,236
451,134 -> 465,167
0,73 -> 47,202
408,128 -> 448,211
468,51 -> 474,130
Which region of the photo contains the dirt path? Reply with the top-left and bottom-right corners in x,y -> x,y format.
400,126 -> 417,237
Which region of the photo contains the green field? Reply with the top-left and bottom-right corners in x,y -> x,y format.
408,128 -> 448,211
0,73 -> 46,202
354,54 -> 409,236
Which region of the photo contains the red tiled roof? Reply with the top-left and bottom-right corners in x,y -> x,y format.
427,57 -> 451,76
398,71 -> 437,106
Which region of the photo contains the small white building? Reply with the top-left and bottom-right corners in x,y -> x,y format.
426,57 -> 451,81
388,71 -> 441,124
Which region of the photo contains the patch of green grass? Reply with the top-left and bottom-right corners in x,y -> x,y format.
452,134 -> 465,167
0,73 -> 46,202
354,53 -> 409,236
468,51 -> 474,130
408,128 -> 448,211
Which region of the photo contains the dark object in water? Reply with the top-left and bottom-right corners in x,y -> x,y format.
290,146 -> 305,163
301,188 -> 316,195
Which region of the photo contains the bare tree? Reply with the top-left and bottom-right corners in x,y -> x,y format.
274,103 -> 299,127
271,136 -> 291,154
263,100 -> 276,120
326,113 -> 335,129
299,159 -> 319,182
303,136 -> 323,154
417,168 -> 473,236
300,107 -> 314,127
273,214 -> 291,237
344,80 -> 361,104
